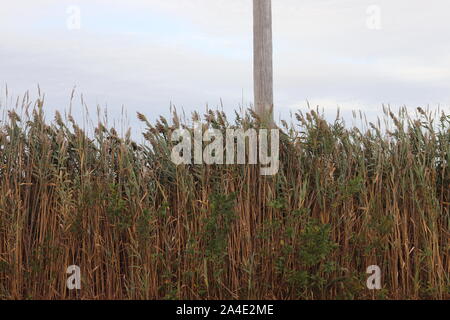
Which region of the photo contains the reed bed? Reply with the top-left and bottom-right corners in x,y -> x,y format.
0,96 -> 448,300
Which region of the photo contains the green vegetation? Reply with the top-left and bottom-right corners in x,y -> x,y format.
0,96 -> 448,299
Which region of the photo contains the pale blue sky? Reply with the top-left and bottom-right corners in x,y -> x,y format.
1,0 -> 449,133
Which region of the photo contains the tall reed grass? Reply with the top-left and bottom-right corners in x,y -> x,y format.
0,95 -> 448,299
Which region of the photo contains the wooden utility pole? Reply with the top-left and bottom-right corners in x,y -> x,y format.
253,0 -> 273,123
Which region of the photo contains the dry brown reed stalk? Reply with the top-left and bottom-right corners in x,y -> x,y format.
0,97 -> 448,300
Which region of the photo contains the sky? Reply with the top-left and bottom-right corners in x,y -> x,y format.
1,0 -> 449,133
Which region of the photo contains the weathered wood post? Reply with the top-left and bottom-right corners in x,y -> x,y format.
253,0 -> 274,124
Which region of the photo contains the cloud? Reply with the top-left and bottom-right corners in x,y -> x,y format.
0,0 -> 449,130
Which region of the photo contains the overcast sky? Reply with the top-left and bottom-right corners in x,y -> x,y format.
1,0 -> 449,131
